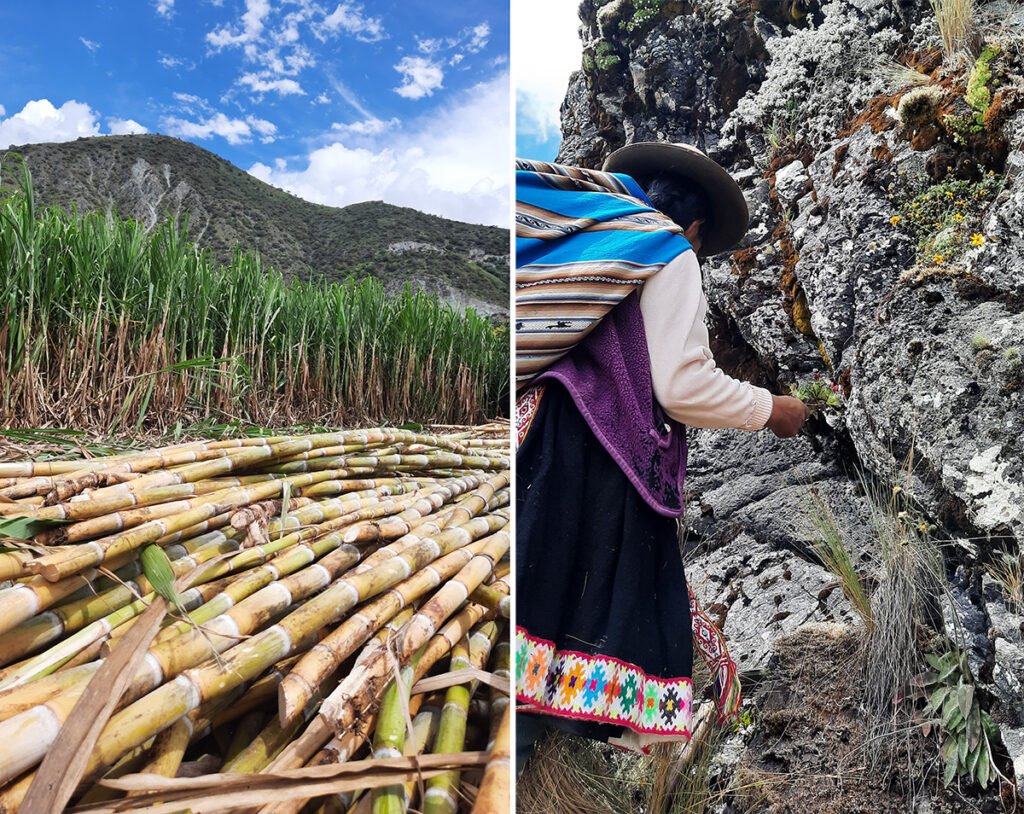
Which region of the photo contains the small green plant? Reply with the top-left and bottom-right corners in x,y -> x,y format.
971,333 -> 994,351
912,648 -> 1001,788
942,110 -> 984,145
766,98 -> 803,161
594,40 -> 620,70
790,374 -> 843,414
965,44 -> 1000,114
620,0 -> 665,33
890,172 -> 1001,266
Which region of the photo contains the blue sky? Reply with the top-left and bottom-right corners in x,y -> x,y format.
513,0 -> 580,162
0,1 -> 509,225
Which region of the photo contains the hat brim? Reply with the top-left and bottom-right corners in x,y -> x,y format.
602,142 -> 748,256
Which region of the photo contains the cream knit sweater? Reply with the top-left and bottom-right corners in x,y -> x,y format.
640,251 -> 773,431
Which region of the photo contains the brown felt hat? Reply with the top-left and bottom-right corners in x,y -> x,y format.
603,141 -> 748,255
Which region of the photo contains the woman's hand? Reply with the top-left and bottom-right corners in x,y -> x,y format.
766,395 -> 810,438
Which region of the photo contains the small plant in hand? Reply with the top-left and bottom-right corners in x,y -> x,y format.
790,374 -> 843,414
888,172 -> 1001,267
909,648 -> 1002,789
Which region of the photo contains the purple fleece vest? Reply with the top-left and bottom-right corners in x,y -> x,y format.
536,293 -> 688,517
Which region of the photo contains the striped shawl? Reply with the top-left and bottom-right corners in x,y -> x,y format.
515,158 -> 692,390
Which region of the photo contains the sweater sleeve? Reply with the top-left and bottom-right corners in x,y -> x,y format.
639,251 -> 774,431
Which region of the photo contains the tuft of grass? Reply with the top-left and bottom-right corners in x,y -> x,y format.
989,550 -> 1024,614
872,55 -> 932,91
930,0 -> 981,60
797,486 -> 875,631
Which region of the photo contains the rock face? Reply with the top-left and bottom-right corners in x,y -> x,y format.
555,0 -> 1024,798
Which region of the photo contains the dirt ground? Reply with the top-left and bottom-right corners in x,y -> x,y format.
731,623 -> 1009,814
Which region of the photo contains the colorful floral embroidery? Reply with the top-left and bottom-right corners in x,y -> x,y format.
515,385 -> 544,450
515,627 -> 694,737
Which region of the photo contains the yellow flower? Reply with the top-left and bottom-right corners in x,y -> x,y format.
934,254 -> 944,264
971,233 -> 985,246
890,215 -> 902,225
954,213 -> 964,222
945,190 -> 954,198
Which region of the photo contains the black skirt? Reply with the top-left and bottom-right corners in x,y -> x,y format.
516,381 -> 694,743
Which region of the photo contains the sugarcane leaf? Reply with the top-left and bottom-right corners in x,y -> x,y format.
957,683 -> 974,719
947,706 -> 964,732
140,544 -> 179,607
0,515 -> 68,540
19,595 -> 169,814
280,481 -> 292,532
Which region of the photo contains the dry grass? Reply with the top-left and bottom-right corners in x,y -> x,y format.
989,550 -> 1024,614
931,0 -> 982,60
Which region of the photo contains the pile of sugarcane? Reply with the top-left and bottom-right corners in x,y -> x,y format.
0,427 -> 511,813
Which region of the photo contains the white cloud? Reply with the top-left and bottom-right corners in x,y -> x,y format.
173,92 -> 206,107
466,22 -> 489,53
316,2 -> 385,42
206,0 -> 271,47
417,37 -> 442,54
329,77 -> 374,120
513,0 -> 580,145
331,117 -> 399,136
161,111 -> 276,145
80,37 -> 101,53
0,99 -> 101,148
394,56 -> 443,100
156,0 -> 174,17
314,92 -> 330,104
450,53 -> 464,66
0,105 -> 5,117
108,118 -> 148,135
239,73 -> 305,96
159,55 -> 183,68
247,72 -> 509,226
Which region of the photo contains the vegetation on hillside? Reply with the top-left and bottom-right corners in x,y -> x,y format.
3,135 -> 509,310
0,163 -> 509,431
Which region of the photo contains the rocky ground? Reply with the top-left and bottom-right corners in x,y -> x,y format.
551,0 -> 1024,807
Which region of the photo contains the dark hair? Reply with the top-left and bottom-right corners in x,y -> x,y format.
642,173 -> 714,239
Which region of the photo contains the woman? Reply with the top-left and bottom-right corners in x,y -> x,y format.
514,142 -> 809,762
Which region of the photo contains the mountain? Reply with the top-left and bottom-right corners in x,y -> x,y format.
2,134 -> 508,315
